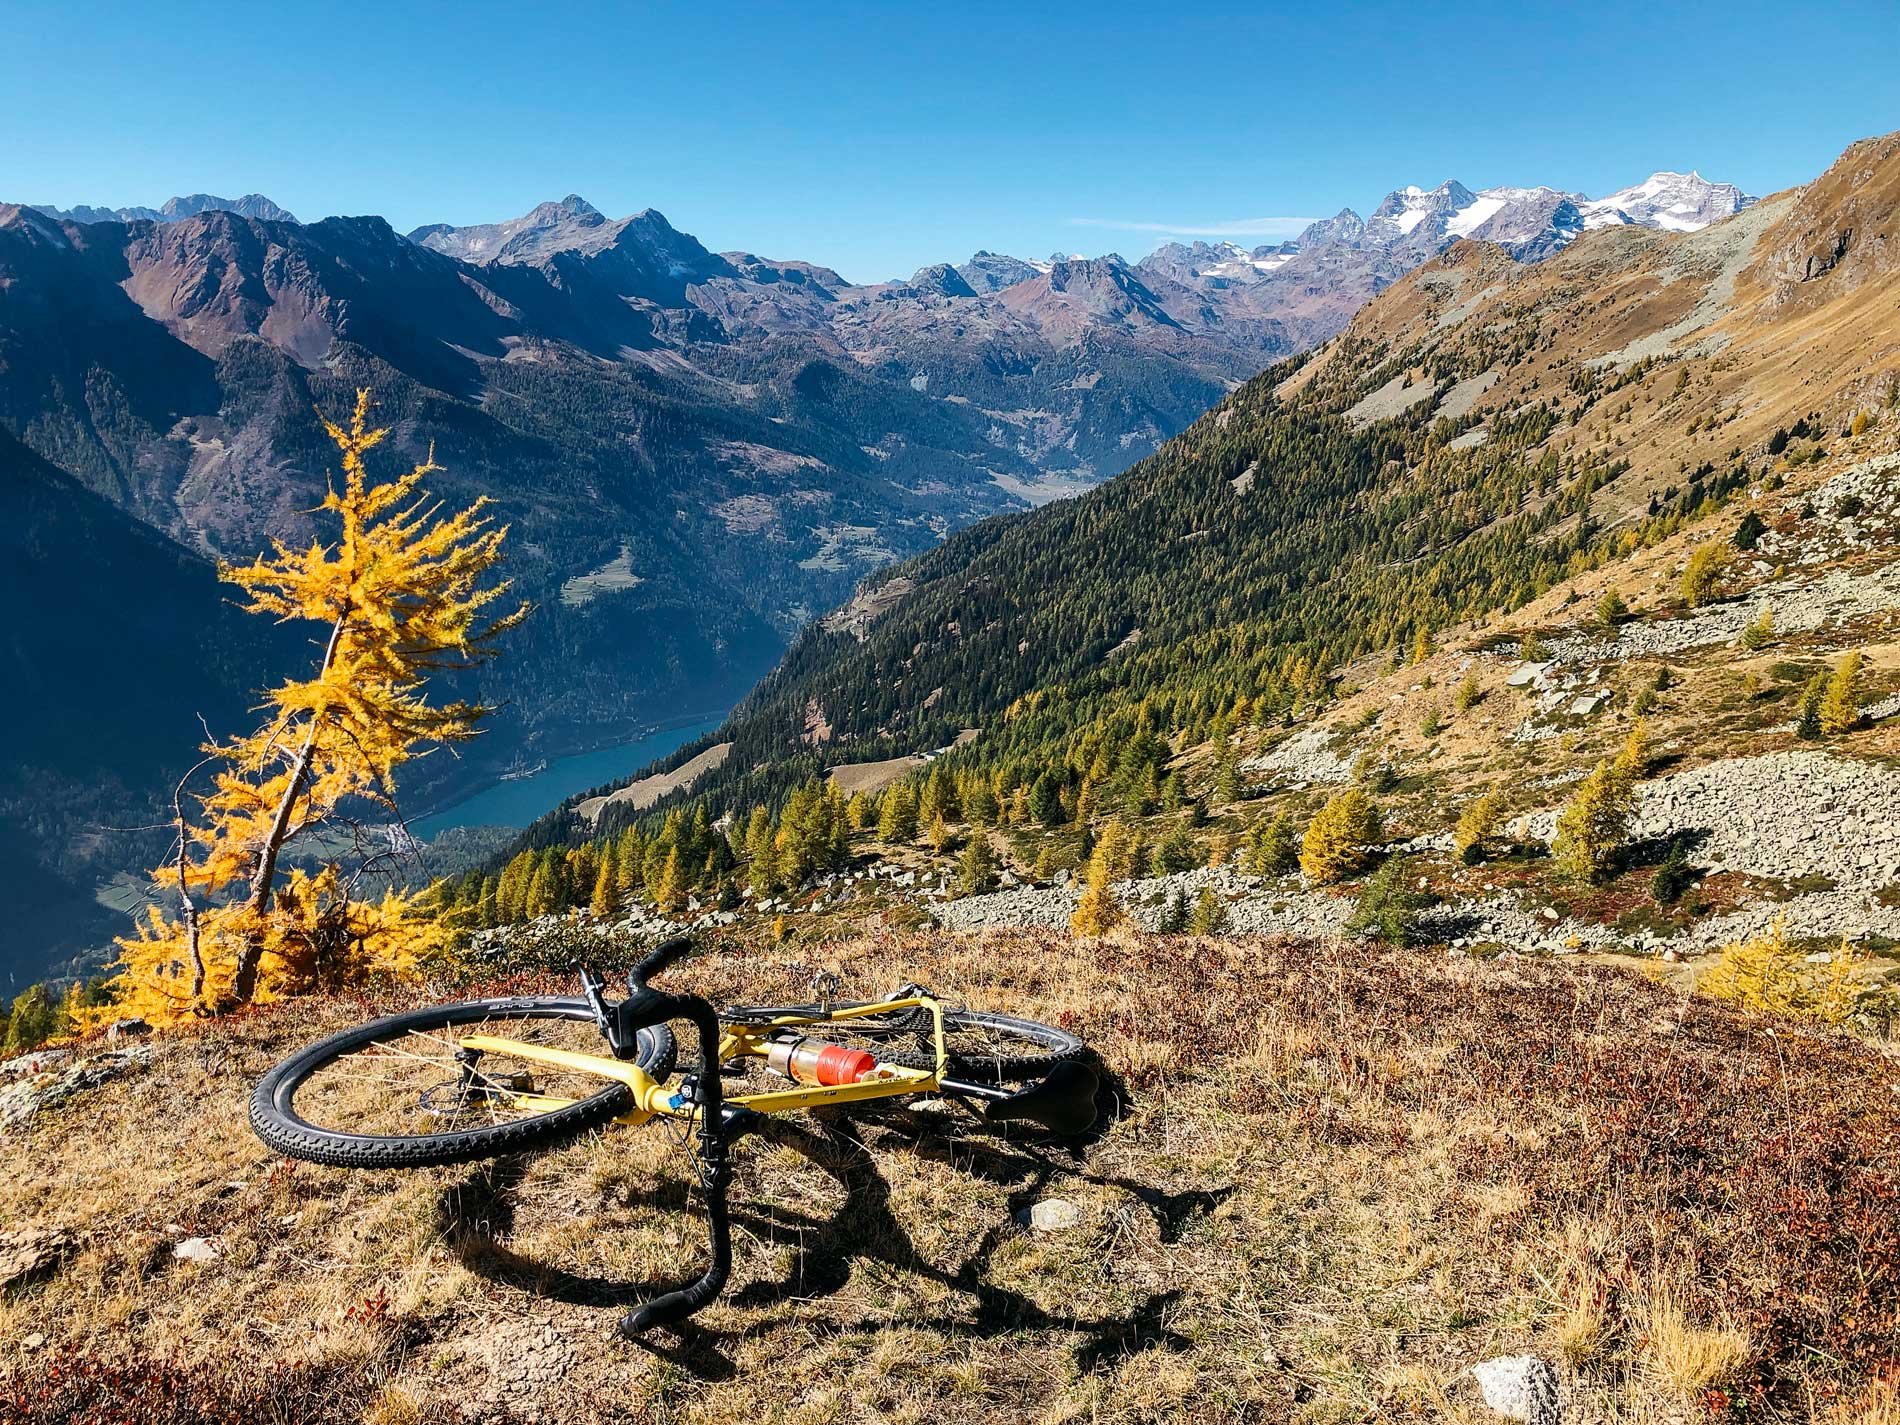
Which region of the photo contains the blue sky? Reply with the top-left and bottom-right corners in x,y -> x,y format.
5,0 -> 1896,283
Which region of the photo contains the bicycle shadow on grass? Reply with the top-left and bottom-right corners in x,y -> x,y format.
721,1111 -> 1196,1370
436,1156 -> 740,1378
439,1062 -> 1206,1382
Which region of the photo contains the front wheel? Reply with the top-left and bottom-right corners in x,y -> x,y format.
250,995 -> 676,1170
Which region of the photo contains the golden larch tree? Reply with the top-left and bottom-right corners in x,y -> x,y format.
1299,787 -> 1381,885
115,392 -> 525,1021
1070,823 -> 1129,936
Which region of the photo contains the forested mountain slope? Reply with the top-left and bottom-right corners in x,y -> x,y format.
533,131 -> 1900,910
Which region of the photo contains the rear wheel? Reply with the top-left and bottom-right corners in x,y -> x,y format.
726,1002 -> 1084,1082
250,996 -> 676,1169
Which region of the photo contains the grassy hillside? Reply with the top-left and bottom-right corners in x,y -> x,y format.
4,931 -> 1897,1423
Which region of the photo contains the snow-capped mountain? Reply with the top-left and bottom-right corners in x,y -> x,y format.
1138,239 -> 1295,286
1578,171 -> 1758,232
1119,168 -> 1755,303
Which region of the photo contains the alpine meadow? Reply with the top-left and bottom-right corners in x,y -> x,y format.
3,6 -> 1900,1423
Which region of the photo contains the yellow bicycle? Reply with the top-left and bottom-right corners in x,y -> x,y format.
250,937 -> 1097,1332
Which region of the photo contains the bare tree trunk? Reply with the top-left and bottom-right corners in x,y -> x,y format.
231,613 -> 347,1004
171,759 -> 214,1007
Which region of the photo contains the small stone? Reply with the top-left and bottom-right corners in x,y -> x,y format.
1016,1197 -> 1083,1233
21,1333 -> 45,1351
1470,1354 -> 1560,1423
173,1236 -> 221,1263
0,1229 -> 68,1290
105,1017 -> 152,1045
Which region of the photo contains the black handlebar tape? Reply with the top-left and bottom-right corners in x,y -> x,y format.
622,1182 -> 731,1333
631,935 -> 694,987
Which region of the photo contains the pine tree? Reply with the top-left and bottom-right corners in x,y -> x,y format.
744,806 -> 776,889
615,828 -> 643,895
1455,672 -> 1484,712
1345,856 -> 1424,945
1300,788 -> 1380,885
1244,810 -> 1298,877
1819,650 -> 1863,734
1206,830 -> 1232,868
2,984 -> 66,1054
957,836 -> 997,894
114,391 -> 523,1019
496,852 -> 531,923
1023,771 -> 1058,826
1680,541 -> 1729,608
656,846 -> 688,914
1612,718 -> 1650,784
1157,887 -> 1189,933
928,812 -> 956,854
1214,755 -> 1243,805
1738,605 -> 1774,650
878,784 -> 918,843
526,860 -> 559,919
1070,823 -> 1128,936
1796,670 -> 1829,739
1153,824 -> 1198,875
590,857 -> 617,918
1552,756 -> 1637,884
1453,792 -> 1501,865
1187,885 -> 1229,934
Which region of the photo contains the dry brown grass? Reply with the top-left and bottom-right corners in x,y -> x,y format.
2,931 -> 1897,1423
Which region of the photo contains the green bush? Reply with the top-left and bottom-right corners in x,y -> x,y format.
1346,858 -> 1427,945
1651,840 -> 1696,906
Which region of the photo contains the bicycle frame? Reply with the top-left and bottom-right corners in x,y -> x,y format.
454,993 -> 948,1126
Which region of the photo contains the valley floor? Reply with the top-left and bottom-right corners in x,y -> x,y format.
3,932 -> 1896,1424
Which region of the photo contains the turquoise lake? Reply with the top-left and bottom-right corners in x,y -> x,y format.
410,714 -> 725,838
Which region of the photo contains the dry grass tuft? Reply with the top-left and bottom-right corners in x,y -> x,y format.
1633,1274 -> 1752,1400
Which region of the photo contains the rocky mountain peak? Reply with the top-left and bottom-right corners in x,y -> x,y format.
1296,209 -> 1367,248
29,193 -> 299,226
904,262 -> 979,298
955,250 -> 1047,292
1750,130 -> 1900,302
409,195 -> 614,263
159,194 -> 298,224
0,203 -> 74,248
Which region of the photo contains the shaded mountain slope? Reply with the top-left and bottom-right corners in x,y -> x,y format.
0,431 -> 293,982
